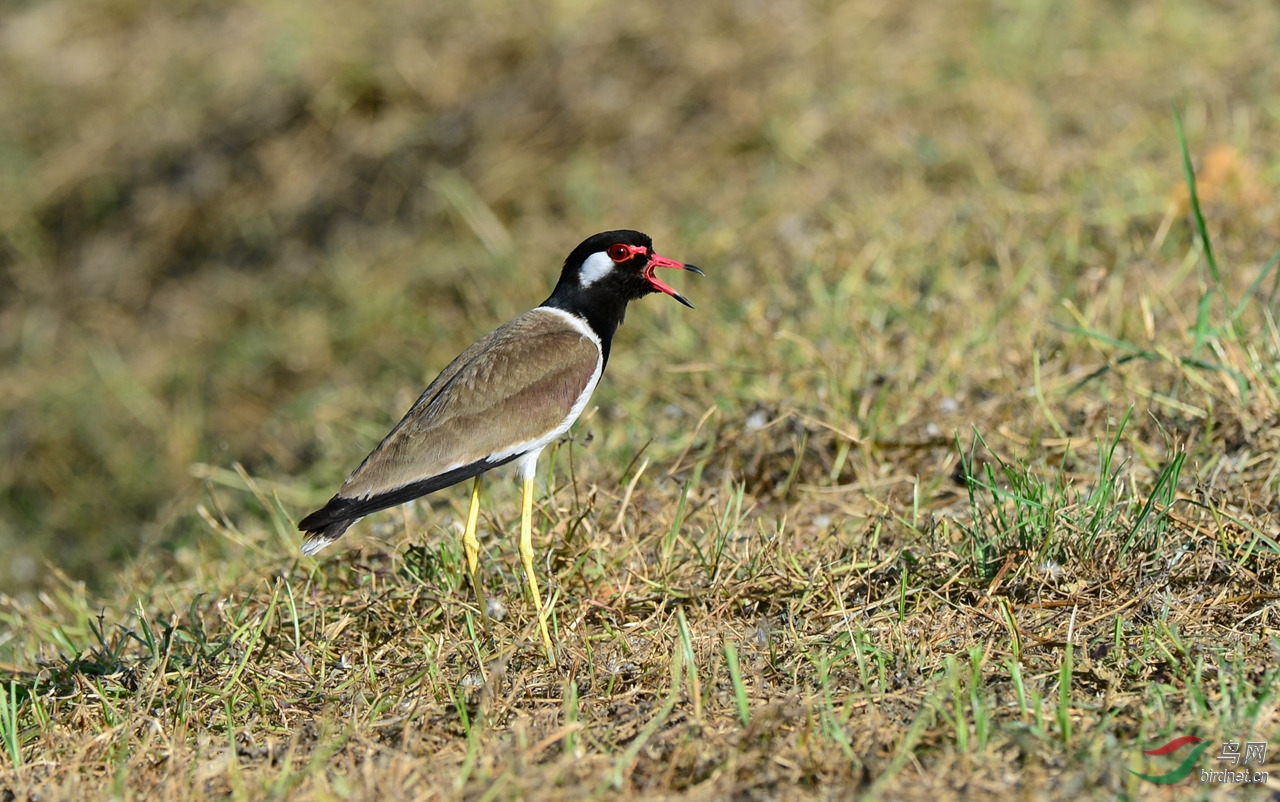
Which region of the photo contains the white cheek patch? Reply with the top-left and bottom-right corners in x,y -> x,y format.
578,251 -> 615,288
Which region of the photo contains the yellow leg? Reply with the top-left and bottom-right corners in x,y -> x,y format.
461,476 -> 491,630
519,476 -> 554,657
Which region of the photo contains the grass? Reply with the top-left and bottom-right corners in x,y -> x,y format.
2,0 -> 1280,798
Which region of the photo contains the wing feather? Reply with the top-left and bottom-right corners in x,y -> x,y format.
299,308 -> 600,539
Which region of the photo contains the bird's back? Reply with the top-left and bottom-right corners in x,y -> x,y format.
298,307 -> 602,552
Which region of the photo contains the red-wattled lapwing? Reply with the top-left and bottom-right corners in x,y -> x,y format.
298,230 -> 702,655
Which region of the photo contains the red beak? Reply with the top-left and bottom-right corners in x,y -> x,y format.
644,253 -> 704,308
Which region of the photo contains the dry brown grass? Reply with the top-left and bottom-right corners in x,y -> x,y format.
2,0 -> 1280,799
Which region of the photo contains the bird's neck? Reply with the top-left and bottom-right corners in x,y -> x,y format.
540,290 -> 628,367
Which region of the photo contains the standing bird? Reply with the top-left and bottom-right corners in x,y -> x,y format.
298,230 -> 702,654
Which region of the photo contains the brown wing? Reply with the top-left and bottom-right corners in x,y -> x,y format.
335,308 -> 599,502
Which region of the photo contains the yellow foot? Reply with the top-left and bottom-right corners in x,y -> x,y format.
519,476 -> 555,660
461,476 -> 492,636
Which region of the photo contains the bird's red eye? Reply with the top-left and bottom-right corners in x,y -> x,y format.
607,243 -> 631,262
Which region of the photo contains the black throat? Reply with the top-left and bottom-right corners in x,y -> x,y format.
539,229 -> 659,369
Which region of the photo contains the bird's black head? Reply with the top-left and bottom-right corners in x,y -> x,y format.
543,230 -> 703,351
553,229 -> 702,307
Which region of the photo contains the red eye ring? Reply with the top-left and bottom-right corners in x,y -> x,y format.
607,243 -> 631,262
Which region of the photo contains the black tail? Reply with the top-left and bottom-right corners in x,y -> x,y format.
298,496 -> 358,555
299,519 -> 354,556
297,456 -> 522,555
297,455 -> 521,555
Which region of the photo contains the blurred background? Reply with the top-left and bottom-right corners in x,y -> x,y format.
1,0 -> 1276,594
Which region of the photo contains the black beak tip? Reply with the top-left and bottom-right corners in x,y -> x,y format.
673,291 -> 696,309
683,264 -> 705,276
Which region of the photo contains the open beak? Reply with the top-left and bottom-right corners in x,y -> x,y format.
644,253 -> 704,309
